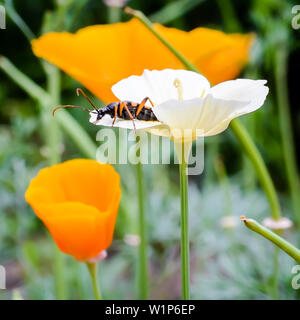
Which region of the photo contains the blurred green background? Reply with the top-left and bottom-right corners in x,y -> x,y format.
0,0 -> 300,299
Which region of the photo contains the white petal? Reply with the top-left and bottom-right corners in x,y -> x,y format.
209,79 -> 269,113
111,69 -> 210,106
89,113 -> 164,130
116,120 -> 164,130
152,98 -> 205,130
152,95 -> 250,137
195,94 -> 250,136
89,111 -> 99,124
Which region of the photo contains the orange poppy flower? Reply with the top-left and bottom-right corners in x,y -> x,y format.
25,159 -> 121,261
31,18 -> 254,103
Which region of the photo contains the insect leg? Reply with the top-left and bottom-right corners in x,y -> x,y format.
136,97 -> 155,116
147,98 -> 155,108
112,105 -> 118,127
119,101 -> 126,116
123,104 -> 136,134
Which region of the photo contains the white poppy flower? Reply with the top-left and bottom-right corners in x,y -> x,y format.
90,69 -> 269,141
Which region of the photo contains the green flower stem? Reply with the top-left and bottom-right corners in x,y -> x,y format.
0,56 -> 50,103
241,65 -> 259,192
179,157 -> 189,300
136,161 -> 149,299
43,62 -> 67,300
43,62 -> 62,165
175,141 -> 192,300
274,48 -> 300,225
0,56 -> 97,159
86,263 -> 102,300
53,246 -> 66,300
107,6 -> 122,24
242,122 -> 256,191
241,217 -> 300,264
5,0 -> 35,41
230,119 -> 281,220
124,7 -> 281,221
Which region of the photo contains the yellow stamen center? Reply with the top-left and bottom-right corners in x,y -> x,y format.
173,78 -> 183,100
200,89 -> 205,98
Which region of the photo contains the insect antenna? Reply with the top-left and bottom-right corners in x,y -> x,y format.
76,88 -> 98,111
52,105 -> 91,116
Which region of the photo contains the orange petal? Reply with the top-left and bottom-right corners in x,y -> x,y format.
25,159 -> 120,213
31,19 -> 254,103
156,25 -> 255,85
39,202 -> 110,261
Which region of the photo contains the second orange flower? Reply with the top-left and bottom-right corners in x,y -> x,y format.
25,159 -> 121,261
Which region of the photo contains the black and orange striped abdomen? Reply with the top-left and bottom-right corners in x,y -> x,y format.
122,106 -> 157,121
118,101 -> 157,121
